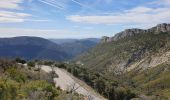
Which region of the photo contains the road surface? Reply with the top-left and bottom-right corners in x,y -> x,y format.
41,65 -> 106,100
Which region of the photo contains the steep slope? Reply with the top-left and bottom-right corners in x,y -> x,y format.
78,23 -> 170,74
75,23 -> 170,99
127,62 -> 170,99
0,36 -> 69,60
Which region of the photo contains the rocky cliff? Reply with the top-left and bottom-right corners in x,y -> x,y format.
103,23 -> 170,42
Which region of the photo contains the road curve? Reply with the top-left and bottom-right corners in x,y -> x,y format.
41,65 -> 106,100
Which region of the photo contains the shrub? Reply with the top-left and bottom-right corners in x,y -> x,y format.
25,80 -> 60,99
15,58 -> 26,64
7,68 -> 26,83
27,61 -> 35,67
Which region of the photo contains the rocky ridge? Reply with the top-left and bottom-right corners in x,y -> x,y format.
102,23 -> 170,42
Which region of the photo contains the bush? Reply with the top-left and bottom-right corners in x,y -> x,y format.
25,80 -> 60,99
7,68 -> 26,83
15,58 -> 26,64
0,79 -> 19,100
27,61 -> 35,67
58,64 -> 66,69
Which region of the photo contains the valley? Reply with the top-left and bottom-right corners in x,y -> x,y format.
1,0 -> 170,100
0,23 -> 170,100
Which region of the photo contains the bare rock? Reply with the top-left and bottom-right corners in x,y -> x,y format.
101,36 -> 111,43
103,23 -> 170,43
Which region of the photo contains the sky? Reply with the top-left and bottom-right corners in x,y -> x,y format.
0,0 -> 170,39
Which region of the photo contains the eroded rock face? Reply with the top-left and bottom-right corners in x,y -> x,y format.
102,23 -> 170,43
101,36 -> 111,43
112,29 -> 145,41
150,23 -> 170,33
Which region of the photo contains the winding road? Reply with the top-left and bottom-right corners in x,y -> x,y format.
41,65 -> 106,100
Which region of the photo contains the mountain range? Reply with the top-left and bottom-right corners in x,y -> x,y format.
50,38 -> 100,58
0,37 -> 99,60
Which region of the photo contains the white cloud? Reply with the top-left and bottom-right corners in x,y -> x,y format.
0,10 -> 31,23
126,7 -> 152,13
0,0 -> 30,23
67,6 -> 170,27
0,11 -> 30,18
0,0 -> 50,23
0,0 -> 23,10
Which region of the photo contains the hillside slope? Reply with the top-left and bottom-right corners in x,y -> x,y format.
78,23 -> 170,74
0,36 -> 69,60
75,23 -> 170,99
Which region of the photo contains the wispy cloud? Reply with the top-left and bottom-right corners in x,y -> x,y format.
25,19 -> 51,22
0,10 -> 31,23
0,0 -> 51,23
71,0 -> 87,7
0,0 -> 29,23
38,0 -> 65,10
67,2 -> 170,27
0,0 -> 24,10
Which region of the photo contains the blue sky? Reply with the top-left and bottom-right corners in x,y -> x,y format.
0,0 -> 170,39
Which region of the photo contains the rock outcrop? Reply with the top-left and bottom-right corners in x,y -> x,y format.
149,23 -> 170,33
101,36 -> 111,43
102,23 -> 170,43
111,29 -> 145,41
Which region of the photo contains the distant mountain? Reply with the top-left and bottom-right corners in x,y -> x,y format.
50,38 -> 100,58
0,36 -> 69,60
50,38 -> 100,44
49,39 -> 78,45
0,37 -> 99,61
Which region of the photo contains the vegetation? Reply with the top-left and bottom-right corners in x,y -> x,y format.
78,32 -> 170,73
128,63 -> 170,99
0,31 -> 169,100
15,58 -> 26,64
0,59 -> 84,100
63,32 -> 170,100
55,63 -> 136,100
54,61 -> 170,100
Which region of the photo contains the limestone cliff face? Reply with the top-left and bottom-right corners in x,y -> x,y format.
149,23 -> 170,33
101,36 -> 111,43
111,29 -> 144,41
102,23 -> 170,43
